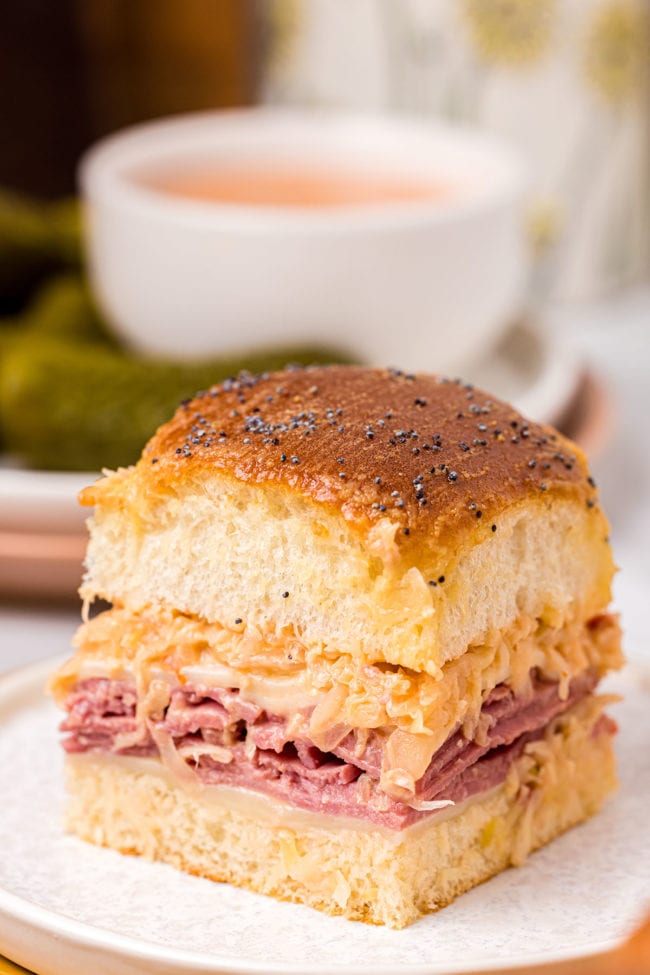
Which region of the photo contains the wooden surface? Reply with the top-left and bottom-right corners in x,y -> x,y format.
0,959 -> 32,974
0,0 -> 257,196
76,0 -> 258,134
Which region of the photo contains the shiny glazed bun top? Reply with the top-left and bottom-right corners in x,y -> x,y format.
124,364 -> 599,542
80,366 -> 614,672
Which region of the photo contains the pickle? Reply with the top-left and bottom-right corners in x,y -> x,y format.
0,323 -> 21,366
0,190 -> 81,313
0,191 -> 354,471
22,273 -> 115,346
0,274 -> 113,452
47,197 -> 83,267
0,335 -> 354,471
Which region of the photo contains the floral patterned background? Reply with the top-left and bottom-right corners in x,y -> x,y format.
263,0 -> 649,301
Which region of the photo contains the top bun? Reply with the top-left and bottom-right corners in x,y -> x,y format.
80,366 -> 614,673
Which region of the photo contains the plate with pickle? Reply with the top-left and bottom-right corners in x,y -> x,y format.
0,189 -> 351,597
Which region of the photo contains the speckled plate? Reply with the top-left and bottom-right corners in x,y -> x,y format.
0,656 -> 649,975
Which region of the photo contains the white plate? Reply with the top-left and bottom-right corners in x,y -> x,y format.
0,318 -> 579,540
0,657 -> 648,975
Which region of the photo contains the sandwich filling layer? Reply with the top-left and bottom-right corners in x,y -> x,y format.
53,604 -> 622,813
60,664 -> 615,831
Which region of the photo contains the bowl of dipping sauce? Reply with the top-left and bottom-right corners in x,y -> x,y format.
80,109 -> 528,373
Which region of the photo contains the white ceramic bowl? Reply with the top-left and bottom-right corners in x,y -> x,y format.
80,109 -> 528,373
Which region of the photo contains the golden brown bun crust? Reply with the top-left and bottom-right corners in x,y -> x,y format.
81,366 -> 598,549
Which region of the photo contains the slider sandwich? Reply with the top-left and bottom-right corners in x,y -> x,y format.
52,366 -> 623,928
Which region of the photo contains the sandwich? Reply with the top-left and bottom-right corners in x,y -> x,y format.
51,365 -> 623,928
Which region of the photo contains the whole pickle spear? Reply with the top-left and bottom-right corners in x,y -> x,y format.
0,336 -> 354,471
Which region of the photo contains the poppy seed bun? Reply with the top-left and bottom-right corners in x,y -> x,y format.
79,366 -> 614,673
59,364 -> 622,929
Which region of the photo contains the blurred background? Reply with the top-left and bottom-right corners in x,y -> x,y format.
0,3 -> 649,972
0,0 -> 648,628
2,0 -> 648,290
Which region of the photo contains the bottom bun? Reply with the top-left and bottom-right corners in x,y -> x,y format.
64,701 -> 616,929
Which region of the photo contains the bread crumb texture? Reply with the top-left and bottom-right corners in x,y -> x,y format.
65,694 -> 616,929
78,369 -> 615,673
